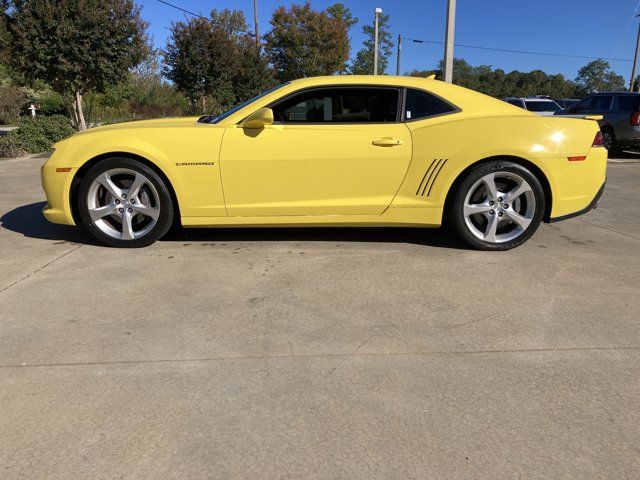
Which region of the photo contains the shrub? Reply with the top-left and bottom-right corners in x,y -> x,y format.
0,115 -> 75,156
35,91 -> 68,116
84,75 -> 191,125
0,135 -> 26,158
0,84 -> 27,125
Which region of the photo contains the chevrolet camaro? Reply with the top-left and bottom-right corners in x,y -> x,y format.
41,75 -> 607,250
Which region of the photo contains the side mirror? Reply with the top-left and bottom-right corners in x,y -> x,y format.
241,108 -> 274,129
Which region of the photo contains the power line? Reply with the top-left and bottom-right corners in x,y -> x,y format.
406,37 -> 632,63
156,0 -> 206,20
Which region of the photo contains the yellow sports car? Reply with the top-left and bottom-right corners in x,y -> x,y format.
41,75 -> 606,250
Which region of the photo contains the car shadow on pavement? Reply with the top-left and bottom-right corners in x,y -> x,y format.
0,201 -> 88,243
162,225 -> 468,249
1,201 -> 467,249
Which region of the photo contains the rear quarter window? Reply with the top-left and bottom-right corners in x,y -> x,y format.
617,96 -> 640,112
404,89 -> 456,120
572,97 -> 593,111
591,95 -> 613,111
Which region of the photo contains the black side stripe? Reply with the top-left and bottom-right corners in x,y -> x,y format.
420,158 -> 447,197
420,158 -> 445,196
415,159 -> 439,196
426,159 -> 447,197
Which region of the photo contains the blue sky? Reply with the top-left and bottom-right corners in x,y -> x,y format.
140,0 -> 640,82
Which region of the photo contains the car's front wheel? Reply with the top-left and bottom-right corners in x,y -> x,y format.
448,161 -> 545,251
78,157 -> 174,247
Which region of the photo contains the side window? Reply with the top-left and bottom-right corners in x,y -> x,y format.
617,96 -> 639,112
572,97 -> 593,111
507,99 -> 524,108
405,89 -> 456,120
591,95 -> 613,111
272,88 -> 399,123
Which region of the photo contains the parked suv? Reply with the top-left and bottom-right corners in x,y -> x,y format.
555,92 -> 640,153
555,98 -> 579,109
503,97 -> 562,116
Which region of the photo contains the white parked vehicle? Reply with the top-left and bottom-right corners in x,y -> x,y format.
503,97 -> 562,116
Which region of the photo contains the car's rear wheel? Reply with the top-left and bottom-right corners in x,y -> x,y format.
78,158 -> 174,247
600,127 -> 617,154
448,161 -> 545,251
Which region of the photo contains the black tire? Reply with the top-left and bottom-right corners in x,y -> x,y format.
600,127 -> 618,155
78,157 -> 174,248
448,160 -> 545,251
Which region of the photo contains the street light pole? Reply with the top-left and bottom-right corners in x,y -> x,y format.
630,14 -> 640,91
396,34 -> 402,75
443,0 -> 456,83
253,0 -> 260,50
374,7 -> 382,75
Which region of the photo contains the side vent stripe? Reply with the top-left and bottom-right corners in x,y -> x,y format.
419,158 -> 444,196
426,159 -> 447,197
415,159 -> 438,196
416,158 -> 448,197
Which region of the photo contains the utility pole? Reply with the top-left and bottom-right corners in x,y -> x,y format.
253,0 -> 260,50
631,14 -> 640,91
443,0 -> 456,83
396,34 -> 402,75
374,7 -> 382,75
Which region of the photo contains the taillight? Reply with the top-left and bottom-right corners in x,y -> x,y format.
592,131 -> 604,147
631,111 -> 640,126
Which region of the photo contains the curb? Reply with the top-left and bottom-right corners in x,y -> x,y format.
608,159 -> 640,164
0,153 -> 50,163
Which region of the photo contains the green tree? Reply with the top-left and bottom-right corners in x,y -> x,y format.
264,3 -> 351,82
407,58 -> 578,99
164,9 -> 273,114
575,59 -> 625,95
5,0 -> 149,129
326,3 -> 357,74
0,0 -> 10,64
326,3 -> 358,29
350,12 -> 393,75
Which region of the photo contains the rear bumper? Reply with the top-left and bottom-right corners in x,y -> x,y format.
615,140 -> 640,151
549,179 -> 605,223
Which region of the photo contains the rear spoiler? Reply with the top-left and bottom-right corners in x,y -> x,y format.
558,114 -> 603,121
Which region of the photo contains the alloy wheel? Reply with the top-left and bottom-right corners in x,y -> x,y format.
463,172 -> 536,243
86,168 -> 160,240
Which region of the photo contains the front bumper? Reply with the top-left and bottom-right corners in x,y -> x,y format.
41,145 -> 76,226
549,180 -> 605,223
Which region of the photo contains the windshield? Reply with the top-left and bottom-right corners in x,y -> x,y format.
524,100 -> 561,112
199,83 -> 290,124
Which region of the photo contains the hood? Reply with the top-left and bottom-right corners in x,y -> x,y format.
75,116 -> 202,135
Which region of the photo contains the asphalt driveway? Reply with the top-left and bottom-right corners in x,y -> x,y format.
1,155 -> 639,479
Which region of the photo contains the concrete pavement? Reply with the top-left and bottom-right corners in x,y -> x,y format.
1,156 -> 639,479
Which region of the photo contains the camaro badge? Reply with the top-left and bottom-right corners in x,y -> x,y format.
175,162 -> 215,166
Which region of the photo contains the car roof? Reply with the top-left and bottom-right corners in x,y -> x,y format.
504,97 -> 556,101
286,75 -> 433,88
218,75 -> 533,125
591,92 -> 639,96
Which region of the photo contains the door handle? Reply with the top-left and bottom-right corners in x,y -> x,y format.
372,137 -> 403,147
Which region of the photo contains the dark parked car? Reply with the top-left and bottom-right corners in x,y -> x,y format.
555,92 -> 640,153
555,98 -> 579,109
